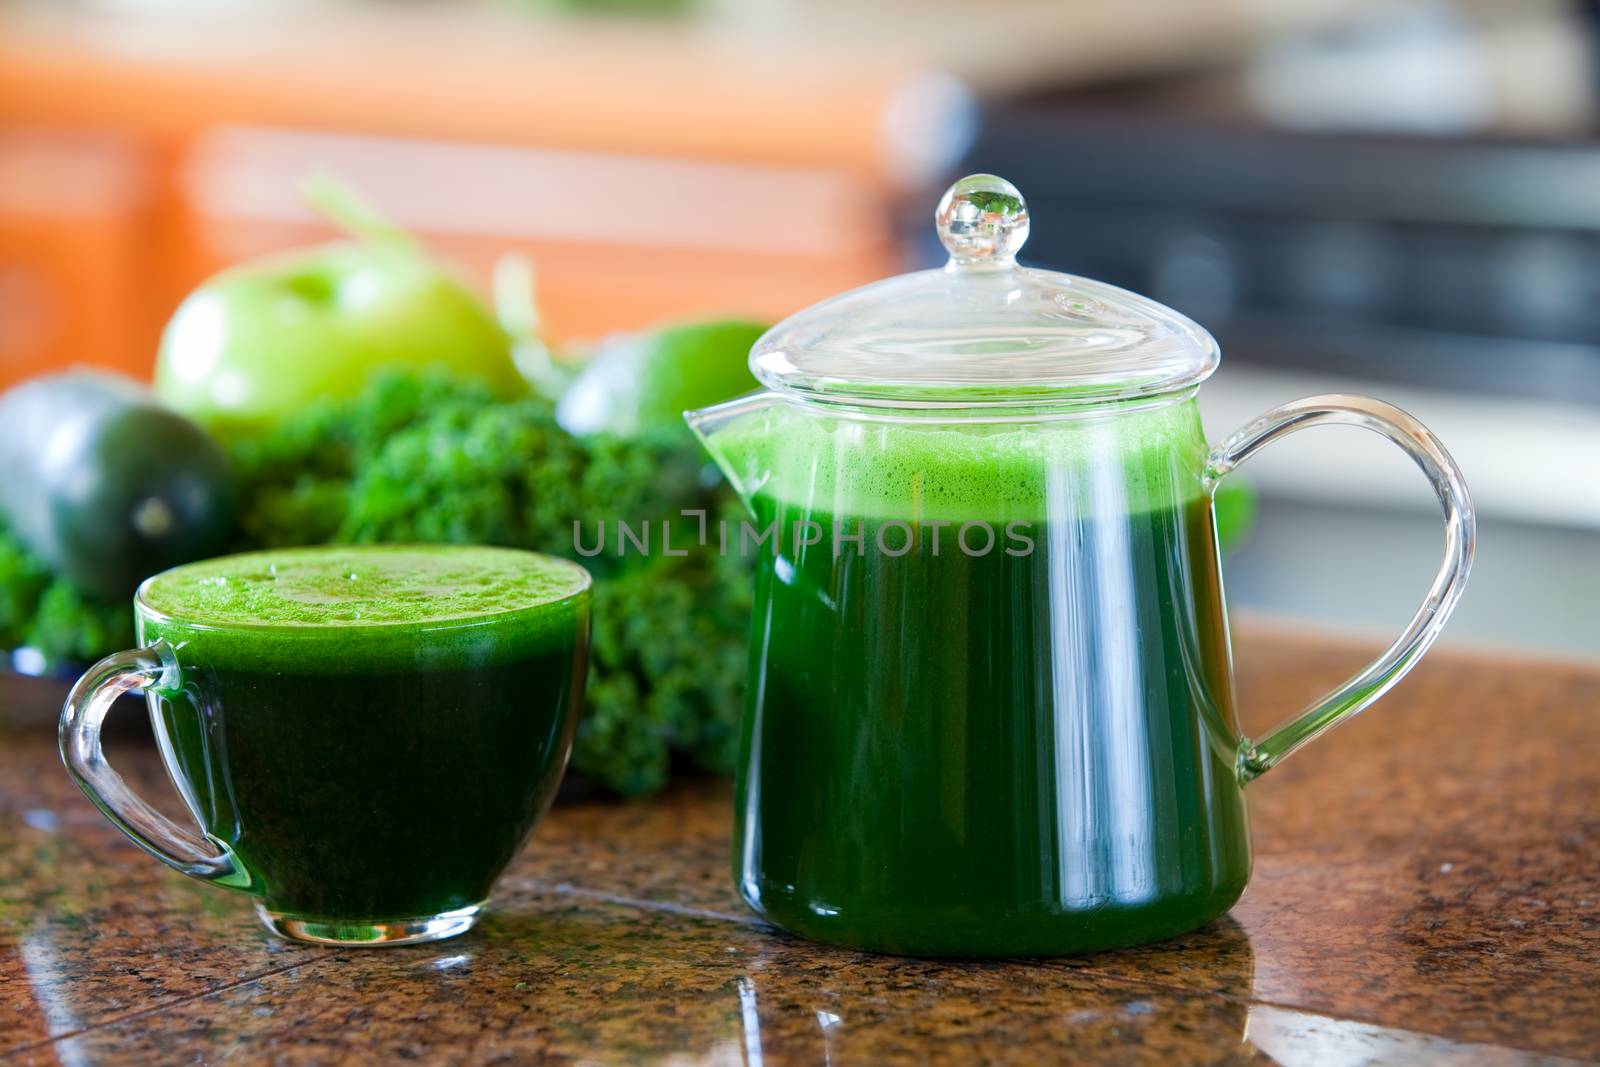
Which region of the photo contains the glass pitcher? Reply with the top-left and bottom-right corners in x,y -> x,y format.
686,175 -> 1474,958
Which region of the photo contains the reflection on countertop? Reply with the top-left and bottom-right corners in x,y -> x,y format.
1,626 -> 1597,1063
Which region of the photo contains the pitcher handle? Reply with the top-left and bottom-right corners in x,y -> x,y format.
1205,394 -> 1475,782
59,640 -> 252,888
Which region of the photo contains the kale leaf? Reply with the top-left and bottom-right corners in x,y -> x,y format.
231,372 -> 751,795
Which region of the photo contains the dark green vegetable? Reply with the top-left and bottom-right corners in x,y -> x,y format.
0,371 -> 235,599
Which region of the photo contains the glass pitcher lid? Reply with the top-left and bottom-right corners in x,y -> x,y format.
750,174 -> 1219,408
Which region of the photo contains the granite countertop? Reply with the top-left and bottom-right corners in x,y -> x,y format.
1,627 -> 1596,1064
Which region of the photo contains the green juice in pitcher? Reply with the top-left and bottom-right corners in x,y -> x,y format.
690,173 -> 1472,958
728,400 -> 1251,957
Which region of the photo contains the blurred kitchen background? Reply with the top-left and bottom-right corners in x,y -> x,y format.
1,0 -> 1596,658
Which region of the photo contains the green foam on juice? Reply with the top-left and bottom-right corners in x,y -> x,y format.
138,545 -> 590,673
707,395 -> 1211,524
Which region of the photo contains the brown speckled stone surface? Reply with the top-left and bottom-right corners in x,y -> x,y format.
2,626 -> 1597,1064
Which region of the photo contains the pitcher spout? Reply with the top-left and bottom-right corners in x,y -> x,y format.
684,391 -> 781,511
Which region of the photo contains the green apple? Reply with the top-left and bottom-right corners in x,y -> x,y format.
155,183 -> 524,438
557,319 -> 767,440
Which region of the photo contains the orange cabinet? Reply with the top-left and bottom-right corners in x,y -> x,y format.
0,132 -> 162,389
0,7 -> 957,390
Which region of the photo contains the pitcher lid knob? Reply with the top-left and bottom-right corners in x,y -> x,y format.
936,174 -> 1029,270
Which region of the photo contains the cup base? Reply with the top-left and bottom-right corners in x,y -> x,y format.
256,903 -> 482,947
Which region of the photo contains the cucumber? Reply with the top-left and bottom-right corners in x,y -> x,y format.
0,370 -> 235,598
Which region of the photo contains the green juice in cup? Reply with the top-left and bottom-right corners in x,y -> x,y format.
63,544 -> 590,946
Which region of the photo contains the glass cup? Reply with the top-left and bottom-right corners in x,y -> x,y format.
59,544 -> 590,946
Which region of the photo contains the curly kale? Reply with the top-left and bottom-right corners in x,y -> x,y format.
25,582 -> 135,667
230,372 -> 751,795
0,521 -> 133,668
0,526 -> 50,651
2,372 -> 752,793
582,550 -> 750,794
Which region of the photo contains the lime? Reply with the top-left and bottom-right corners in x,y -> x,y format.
557,320 -> 767,439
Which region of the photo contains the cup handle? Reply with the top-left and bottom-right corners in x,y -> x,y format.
1205,394 -> 1476,782
59,640 -> 252,889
